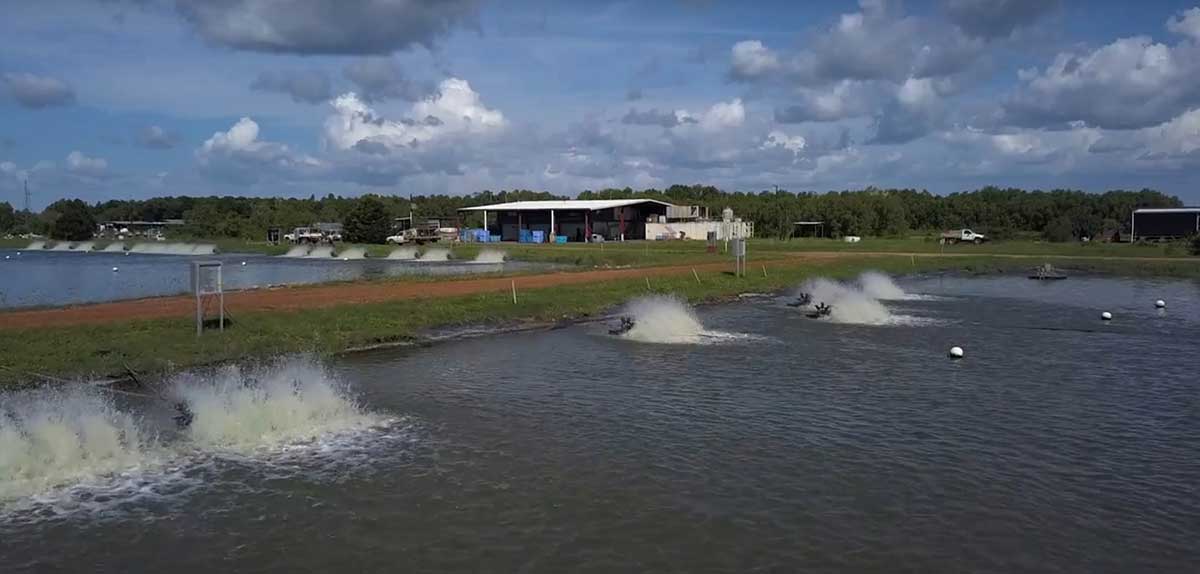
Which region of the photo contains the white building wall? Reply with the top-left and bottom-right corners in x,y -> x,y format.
645,221 -> 753,240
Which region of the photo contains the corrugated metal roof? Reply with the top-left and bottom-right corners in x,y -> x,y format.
458,199 -> 674,212
1133,207 -> 1200,213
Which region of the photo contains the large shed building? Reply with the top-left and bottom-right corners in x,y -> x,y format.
458,199 -> 673,242
1131,208 -> 1200,241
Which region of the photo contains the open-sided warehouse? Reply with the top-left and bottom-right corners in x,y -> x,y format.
459,199 -> 673,242
1131,208 -> 1200,241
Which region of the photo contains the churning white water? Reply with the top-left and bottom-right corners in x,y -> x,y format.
25,241 -> 46,250
49,242 -> 74,251
387,246 -> 417,260
283,245 -> 311,258
102,242 -> 126,252
419,248 -> 451,261
73,241 -> 96,252
306,246 -> 335,259
473,249 -> 506,263
0,358 -> 383,508
620,296 -> 706,344
336,247 -> 368,260
794,277 -> 895,325
857,271 -> 909,300
0,388 -> 151,502
174,360 -> 377,452
790,273 -> 938,325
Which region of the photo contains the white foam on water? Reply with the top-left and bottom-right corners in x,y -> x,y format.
419,248 -> 450,261
102,242 -> 126,252
0,358 -> 391,517
0,388 -> 155,503
473,249 -> 506,263
73,241 -> 96,252
790,275 -> 926,326
190,244 -> 216,255
825,290 -> 894,325
49,242 -> 74,251
336,247 -> 367,260
306,246 -> 335,259
857,271 -> 907,300
25,241 -> 46,250
617,295 -> 754,344
387,246 -> 417,260
174,359 -> 379,453
283,245 -> 311,257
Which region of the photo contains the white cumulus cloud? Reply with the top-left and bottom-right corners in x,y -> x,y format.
324,77 -> 505,152
65,151 -> 108,175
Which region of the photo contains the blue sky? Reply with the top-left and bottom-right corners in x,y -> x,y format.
2,0 -> 1199,209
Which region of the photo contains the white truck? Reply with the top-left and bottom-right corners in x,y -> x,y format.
284,227 -> 325,244
940,229 -> 988,244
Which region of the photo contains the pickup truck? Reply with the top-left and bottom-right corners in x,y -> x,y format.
284,227 -> 325,244
940,229 -> 987,244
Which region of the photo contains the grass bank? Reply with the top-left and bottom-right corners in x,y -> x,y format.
1,254 -> 1029,387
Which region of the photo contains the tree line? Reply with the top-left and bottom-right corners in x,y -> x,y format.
0,185 -> 1184,243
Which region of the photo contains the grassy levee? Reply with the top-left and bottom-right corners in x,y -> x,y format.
2,239 -> 1198,387
0,254 -> 1020,387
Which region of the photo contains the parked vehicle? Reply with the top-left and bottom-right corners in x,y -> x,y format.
284,227 -> 325,244
940,229 -> 987,244
386,226 -> 442,245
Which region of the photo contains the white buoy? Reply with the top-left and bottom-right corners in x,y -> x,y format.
1155,300 -> 1166,309
4,255 -> 9,260
241,261 -> 247,266
949,346 -> 964,359
112,266 -> 119,272
1101,311 -> 1112,321
15,251 -> 21,255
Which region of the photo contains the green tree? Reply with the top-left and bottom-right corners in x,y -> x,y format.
343,195 -> 392,243
0,201 -> 14,233
1043,215 -> 1074,243
49,199 -> 97,241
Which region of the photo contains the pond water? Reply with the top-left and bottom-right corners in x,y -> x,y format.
0,249 -> 541,308
1,273 -> 1197,573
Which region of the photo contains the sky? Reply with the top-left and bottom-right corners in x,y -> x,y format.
1,0 -> 1199,209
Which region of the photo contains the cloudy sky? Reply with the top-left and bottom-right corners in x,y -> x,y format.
2,0 -> 1199,208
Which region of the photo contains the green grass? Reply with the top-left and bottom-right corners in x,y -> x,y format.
3,250 -> 1199,387
0,254 -> 1021,387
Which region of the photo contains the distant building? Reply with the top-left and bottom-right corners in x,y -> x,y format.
1131,208 -> 1200,241
458,199 -> 674,242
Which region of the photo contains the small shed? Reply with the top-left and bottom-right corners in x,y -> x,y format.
1131,208 -> 1200,241
793,221 -> 825,238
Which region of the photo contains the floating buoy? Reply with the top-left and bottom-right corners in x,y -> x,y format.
1155,300 -> 1166,309
241,261 -> 247,266
949,346 -> 964,359
1101,311 -> 1112,321
4,255 -> 9,260
112,266 -> 119,272
15,251 -> 21,255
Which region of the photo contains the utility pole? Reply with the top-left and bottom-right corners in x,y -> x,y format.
23,178 -> 31,213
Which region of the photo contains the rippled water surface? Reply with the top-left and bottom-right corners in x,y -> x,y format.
1,274 -> 1198,573
0,250 -> 541,308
